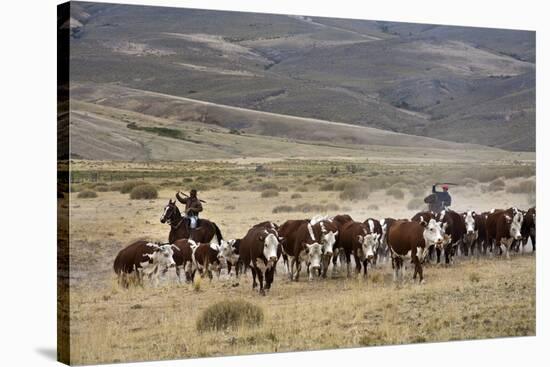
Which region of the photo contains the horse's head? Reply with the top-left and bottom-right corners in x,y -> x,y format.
160,199 -> 180,224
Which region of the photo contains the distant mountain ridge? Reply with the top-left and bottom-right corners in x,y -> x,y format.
69,2 -> 536,151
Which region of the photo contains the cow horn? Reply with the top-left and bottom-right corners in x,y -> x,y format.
171,245 -> 180,251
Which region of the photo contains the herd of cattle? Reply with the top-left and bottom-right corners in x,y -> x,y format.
114,200 -> 536,295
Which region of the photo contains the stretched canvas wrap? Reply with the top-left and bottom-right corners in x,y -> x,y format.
57,1 -> 536,365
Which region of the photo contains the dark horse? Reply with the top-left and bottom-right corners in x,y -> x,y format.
160,199 -> 223,245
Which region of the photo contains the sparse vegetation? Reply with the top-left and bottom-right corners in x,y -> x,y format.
120,181 -> 142,194
77,190 -> 97,199
130,184 -> 158,200
261,189 -> 279,198
196,300 -> 264,332
290,193 -> 302,199
506,179 -> 535,194
386,187 -> 405,199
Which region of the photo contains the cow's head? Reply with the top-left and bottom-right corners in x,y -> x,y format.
160,199 -> 179,224
217,239 -> 237,262
358,233 -> 379,261
506,212 -> 523,240
305,242 -> 323,271
421,219 -> 446,255
149,243 -> 176,269
464,211 -> 477,235
259,230 -> 279,266
321,230 -> 338,256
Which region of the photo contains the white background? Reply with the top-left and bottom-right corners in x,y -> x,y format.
0,0 -> 546,365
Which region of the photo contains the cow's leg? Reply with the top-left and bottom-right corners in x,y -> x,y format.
531,234 -> 536,252
392,257 -> 398,281
257,268 -> 265,296
175,265 -> 183,284
415,259 -> 423,283
288,256 -> 296,281
353,252 -> 362,278
436,248 -> 442,264
250,266 -> 258,289
362,259 -> 368,278
502,238 -> 512,259
295,260 -> 302,282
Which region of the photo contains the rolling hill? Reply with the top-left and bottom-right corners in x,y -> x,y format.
67,2 -> 535,151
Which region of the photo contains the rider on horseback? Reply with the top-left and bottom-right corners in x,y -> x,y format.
176,189 -> 203,229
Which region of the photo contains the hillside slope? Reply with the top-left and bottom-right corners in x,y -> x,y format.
69,2 -> 535,151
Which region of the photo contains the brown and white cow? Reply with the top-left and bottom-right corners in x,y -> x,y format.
364,218 -> 384,265
387,219 -> 445,283
289,221 -> 326,282
338,221 -> 379,278
217,238 -> 243,278
461,211 -> 487,257
171,238 -> 194,283
113,240 -> 177,287
435,209 -> 465,264
191,242 -> 222,281
279,219 -> 309,276
486,208 -> 524,259
239,223 -> 280,295
519,207 -> 536,253
330,214 -> 355,271
310,216 -> 339,278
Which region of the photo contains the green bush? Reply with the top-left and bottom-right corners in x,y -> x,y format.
130,184 -> 158,200
120,181 -> 142,194
196,300 -> 264,332
77,190 -> 97,199
261,189 -> 279,198
386,187 -> 405,199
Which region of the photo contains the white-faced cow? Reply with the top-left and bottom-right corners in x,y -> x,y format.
521,207 -> 536,252
191,241 -> 223,281
288,221 -> 326,282
435,209 -> 466,264
364,218 -> 384,265
461,211 -> 487,257
310,216 -> 339,278
239,223 -> 281,295
170,238 -> 195,283
387,219 -> 445,283
113,240 -> 177,288
486,208 -> 524,258
217,238 -> 242,279
338,221 -> 379,278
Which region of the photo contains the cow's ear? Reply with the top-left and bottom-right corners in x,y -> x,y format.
420,220 -> 427,227
505,215 -> 512,223
357,235 -> 363,243
472,211 -> 476,216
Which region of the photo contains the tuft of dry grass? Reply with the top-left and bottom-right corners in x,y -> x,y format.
261,189 -> 279,198
77,190 -> 97,199
386,187 -> 405,199
506,179 -> 535,194
130,184 -> 158,199
407,197 -> 425,210
196,300 -> 264,332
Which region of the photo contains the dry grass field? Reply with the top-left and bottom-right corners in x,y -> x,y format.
62,157 -> 535,365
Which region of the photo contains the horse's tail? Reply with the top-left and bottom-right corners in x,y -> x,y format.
212,222 -> 223,244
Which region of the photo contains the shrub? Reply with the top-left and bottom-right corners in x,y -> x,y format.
77,190 -> 97,199
469,272 -> 480,283
339,182 -> 369,201
257,182 -> 278,190
482,179 -> 505,193
296,186 -> 308,192
290,193 -> 302,199
386,187 -> 405,199
506,179 -> 536,194
409,186 -> 426,197
261,189 -> 279,198
319,182 -> 335,191
130,184 -> 158,200
407,198 -> 425,211
95,185 -> 109,192
367,204 -> 379,211
110,182 -> 124,191
196,300 -> 264,332
120,181 -> 141,194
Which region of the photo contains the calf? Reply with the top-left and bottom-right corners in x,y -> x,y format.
387,219 -> 445,283
171,238 -> 195,283
338,221 -> 379,278
113,240 -> 177,287
239,224 -> 280,295
218,239 -> 242,278
486,208 -> 524,258
364,218 -> 384,265
192,242 -> 222,281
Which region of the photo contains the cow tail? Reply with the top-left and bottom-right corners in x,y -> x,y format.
213,223 -> 223,244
